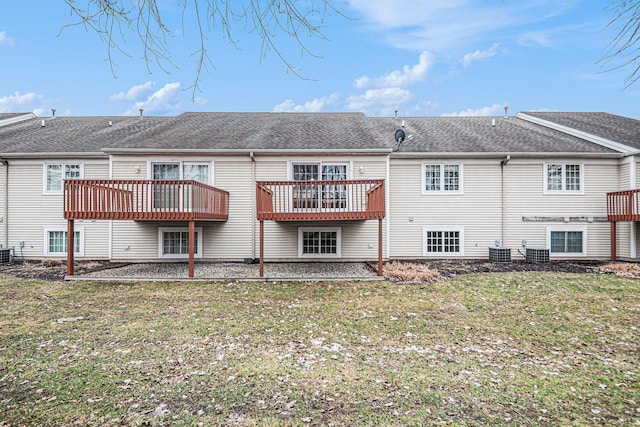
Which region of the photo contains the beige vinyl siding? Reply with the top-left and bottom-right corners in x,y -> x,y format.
255,156 -> 388,261
388,158 -> 502,258
620,161 -> 631,190
6,158 -> 110,259
109,155 -> 253,261
505,159 -> 617,260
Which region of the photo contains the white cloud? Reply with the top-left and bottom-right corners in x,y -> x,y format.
346,88 -> 413,115
442,104 -> 505,117
122,82 -> 182,115
462,43 -> 499,67
345,0 -> 579,54
0,31 -> 14,47
273,93 -> 340,112
355,51 -> 434,89
110,81 -> 155,101
0,91 -> 45,113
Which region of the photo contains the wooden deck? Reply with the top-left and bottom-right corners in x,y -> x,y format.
64,179 -> 229,221
607,189 -> 640,222
256,179 -> 385,221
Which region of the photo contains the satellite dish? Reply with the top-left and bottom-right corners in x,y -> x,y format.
395,129 -> 406,143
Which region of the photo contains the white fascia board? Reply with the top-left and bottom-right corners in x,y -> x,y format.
0,113 -> 37,127
517,112 -> 640,156
102,148 -> 394,156
390,151 -> 622,159
0,152 -> 107,159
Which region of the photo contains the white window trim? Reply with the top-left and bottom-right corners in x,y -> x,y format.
547,226 -> 587,257
287,160 -> 352,180
158,227 -> 203,259
148,161 -> 213,185
43,226 -> 84,257
421,163 -> 463,195
543,163 -> 584,195
422,226 -> 465,256
43,163 -> 84,195
298,227 -> 342,258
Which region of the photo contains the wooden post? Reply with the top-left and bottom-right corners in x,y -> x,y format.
611,221 -> 617,262
378,218 -> 383,276
67,219 -> 74,276
259,220 -> 264,277
188,220 -> 195,278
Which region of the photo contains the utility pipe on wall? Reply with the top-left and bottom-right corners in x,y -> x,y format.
1,158 -> 7,248
501,155 -> 511,248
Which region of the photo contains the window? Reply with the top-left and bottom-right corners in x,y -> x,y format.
298,227 -> 341,258
44,228 -> 83,256
158,227 -> 203,258
545,163 -> 583,193
150,162 -> 211,210
291,162 -> 349,210
548,227 -> 586,256
422,164 -> 462,194
423,227 -> 464,256
44,163 -> 82,194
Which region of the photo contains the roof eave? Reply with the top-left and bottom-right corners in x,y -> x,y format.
517,112 -> 640,155
390,151 -> 623,159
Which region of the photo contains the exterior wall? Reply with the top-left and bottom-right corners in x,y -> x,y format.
109,155 -> 254,262
388,158 -> 503,259
255,155 -> 388,261
505,158 -> 618,260
5,157 -> 110,260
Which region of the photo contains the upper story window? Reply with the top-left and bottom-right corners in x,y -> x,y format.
44,164 -> 82,194
422,164 -> 462,194
544,163 -> 583,194
151,162 -> 210,184
291,162 -> 349,210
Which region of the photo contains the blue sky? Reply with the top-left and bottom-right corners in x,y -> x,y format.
1,1 -> 638,118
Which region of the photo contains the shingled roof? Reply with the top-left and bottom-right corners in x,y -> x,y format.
108,112 -> 391,152
368,115 -> 620,154
0,116 -> 172,155
0,111 -> 636,157
519,112 -> 640,151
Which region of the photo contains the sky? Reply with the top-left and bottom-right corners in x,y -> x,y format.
0,1 -> 639,119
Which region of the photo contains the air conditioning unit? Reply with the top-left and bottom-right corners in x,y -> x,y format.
0,248 -> 13,263
489,246 -> 511,263
526,248 -> 549,263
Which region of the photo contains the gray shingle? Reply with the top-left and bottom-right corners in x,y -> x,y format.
368,116 -> 619,154
521,112 -> 640,150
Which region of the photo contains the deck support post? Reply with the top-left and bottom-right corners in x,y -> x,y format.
259,220 -> 264,277
67,219 -> 75,276
611,221 -> 617,262
188,220 -> 195,278
378,218 -> 383,276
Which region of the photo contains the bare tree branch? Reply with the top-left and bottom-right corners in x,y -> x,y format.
60,0 -> 345,100
599,0 -> 640,88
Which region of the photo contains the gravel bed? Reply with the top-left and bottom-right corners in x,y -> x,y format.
77,261 -> 380,281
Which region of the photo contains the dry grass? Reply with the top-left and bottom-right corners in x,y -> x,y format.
0,273 -> 638,426
599,262 -> 640,277
383,260 -> 440,282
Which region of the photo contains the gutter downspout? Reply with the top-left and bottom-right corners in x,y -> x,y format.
250,151 -> 256,262
630,156 -> 637,259
1,158 -> 7,249
501,155 -> 511,248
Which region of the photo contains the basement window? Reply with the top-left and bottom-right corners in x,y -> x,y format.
44,228 -> 83,256
298,227 -> 341,258
158,227 -> 203,258
423,227 -> 464,256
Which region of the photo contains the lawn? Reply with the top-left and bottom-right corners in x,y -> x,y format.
0,272 -> 638,426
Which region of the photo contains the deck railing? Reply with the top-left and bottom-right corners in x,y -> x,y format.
256,179 -> 385,221
607,189 -> 640,221
64,179 -> 229,221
